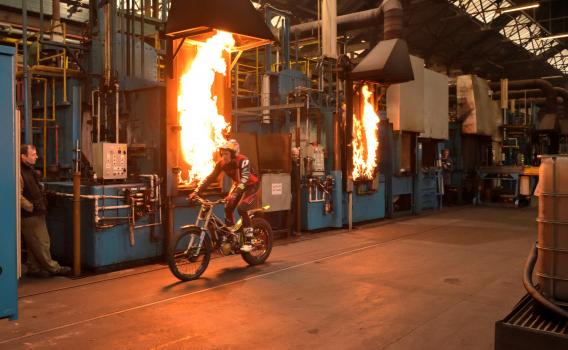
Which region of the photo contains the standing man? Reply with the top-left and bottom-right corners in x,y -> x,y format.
441,148 -> 454,205
20,144 -> 70,277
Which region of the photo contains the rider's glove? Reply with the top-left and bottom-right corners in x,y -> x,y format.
224,193 -> 237,205
188,192 -> 199,202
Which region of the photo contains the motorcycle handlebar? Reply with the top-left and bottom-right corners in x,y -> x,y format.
189,194 -> 226,206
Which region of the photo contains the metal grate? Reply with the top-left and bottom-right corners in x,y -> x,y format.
502,294 -> 568,335
496,294 -> 568,350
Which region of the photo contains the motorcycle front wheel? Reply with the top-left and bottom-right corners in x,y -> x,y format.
168,227 -> 211,281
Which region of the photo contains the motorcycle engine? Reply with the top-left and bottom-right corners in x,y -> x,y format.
221,242 -> 232,255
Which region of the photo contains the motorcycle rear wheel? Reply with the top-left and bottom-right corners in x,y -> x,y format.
241,217 -> 273,266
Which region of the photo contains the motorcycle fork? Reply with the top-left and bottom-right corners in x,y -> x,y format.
188,206 -> 214,256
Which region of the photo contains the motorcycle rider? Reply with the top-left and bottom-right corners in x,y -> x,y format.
190,139 -> 259,252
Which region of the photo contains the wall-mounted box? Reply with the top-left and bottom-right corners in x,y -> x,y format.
92,143 -> 128,180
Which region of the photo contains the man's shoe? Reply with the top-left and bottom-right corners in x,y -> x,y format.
240,244 -> 253,252
51,266 -> 71,276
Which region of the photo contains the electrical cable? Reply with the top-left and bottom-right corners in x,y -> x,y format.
523,242 -> 568,319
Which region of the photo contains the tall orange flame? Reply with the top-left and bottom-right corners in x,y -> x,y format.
352,85 -> 380,180
178,31 -> 235,184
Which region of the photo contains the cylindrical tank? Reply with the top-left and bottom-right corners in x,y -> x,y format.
536,155 -> 568,302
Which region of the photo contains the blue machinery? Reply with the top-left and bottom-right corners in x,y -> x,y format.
8,1 -> 445,278
0,45 -> 17,320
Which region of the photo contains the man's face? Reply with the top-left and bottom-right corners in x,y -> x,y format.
22,147 -> 38,166
220,150 -> 232,163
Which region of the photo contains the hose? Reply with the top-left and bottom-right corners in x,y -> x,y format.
523,243 -> 568,319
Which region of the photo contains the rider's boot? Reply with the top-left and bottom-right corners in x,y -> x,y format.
240,227 -> 254,252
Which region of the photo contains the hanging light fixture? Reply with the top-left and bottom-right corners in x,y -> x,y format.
539,33 -> 568,41
496,2 -> 539,14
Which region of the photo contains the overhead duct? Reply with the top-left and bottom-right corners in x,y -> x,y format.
165,0 -> 275,50
290,8 -> 381,35
350,0 -> 413,84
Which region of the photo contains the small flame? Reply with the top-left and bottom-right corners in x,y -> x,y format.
178,31 -> 235,184
352,85 -> 380,180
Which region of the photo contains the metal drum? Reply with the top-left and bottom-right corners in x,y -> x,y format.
536,155 -> 568,302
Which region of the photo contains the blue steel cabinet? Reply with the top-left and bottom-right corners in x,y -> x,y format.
0,45 -> 17,320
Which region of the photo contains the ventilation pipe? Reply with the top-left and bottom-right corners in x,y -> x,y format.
52,0 -> 61,28
290,8 -> 382,35
350,0 -> 413,84
383,0 -> 403,40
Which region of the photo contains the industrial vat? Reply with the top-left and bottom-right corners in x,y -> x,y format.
536,155 -> 568,302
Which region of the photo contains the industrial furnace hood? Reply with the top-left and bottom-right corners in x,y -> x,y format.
350,38 -> 414,84
165,0 -> 275,50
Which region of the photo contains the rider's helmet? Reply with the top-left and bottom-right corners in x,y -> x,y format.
219,139 -> 239,159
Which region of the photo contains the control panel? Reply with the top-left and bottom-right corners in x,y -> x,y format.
92,143 -> 128,179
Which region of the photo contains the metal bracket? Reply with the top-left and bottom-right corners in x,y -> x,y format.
172,37 -> 186,62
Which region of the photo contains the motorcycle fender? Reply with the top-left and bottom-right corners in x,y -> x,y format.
179,224 -> 201,232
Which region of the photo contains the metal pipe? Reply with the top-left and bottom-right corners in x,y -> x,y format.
120,0 -> 125,77
291,8 -> 381,35
333,63 -> 341,171
51,124 -> 59,165
126,0 -> 131,76
141,0 -> 145,79
317,0 -> 320,56
52,77 -> 55,122
333,111 -> 341,170
115,83 -> 120,143
99,205 -> 131,210
348,191 -> 352,231
63,50 -> 68,103
131,0 -> 135,78
383,0 -> 403,40
162,0 -> 169,22
18,65 -> 81,77
91,90 -> 98,142
129,200 -> 136,246
97,90 -> 101,142
135,222 -> 162,229
23,0 -> 32,144
72,140 -> 81,277
53,192 -> 123,199
39,0 -> 44,39
345,79 -> 353,179
41,78 -> 47,177
295,106 -> 302,234
104,1 -> 111,85
99,216 -> 131,220
52,0 -> 61,28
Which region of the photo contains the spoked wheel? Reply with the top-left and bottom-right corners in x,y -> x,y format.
241,217 -> 273,266
168,227 -> 211,281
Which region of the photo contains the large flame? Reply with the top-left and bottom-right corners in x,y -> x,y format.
352,84 -> 380,180
178,31 -> 235,184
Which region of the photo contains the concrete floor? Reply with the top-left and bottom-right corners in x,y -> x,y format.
0,206 -> 536,349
